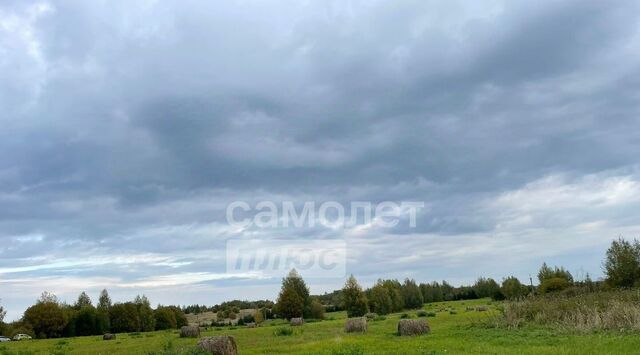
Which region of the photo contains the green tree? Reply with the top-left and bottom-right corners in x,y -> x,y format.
97,289 -> 112,310
109,302 -> 140,333
167,306 -> 188,328
276,287 -> 303,319
537,263 -> 573,293
254,309 -> 264,324
539,277 -> 572,294
501,276 -> 527,300
74,292 -> 92,309
96,289 -> 111,334
440,281 -> 455,301
604,238 -> 640,288
342,275 -> 368,317
39,291 -> 58,304
74,306 -> 97,336
401,279 -> 424,309
0,300 -> 5,324
538,262 -> 573,284
276,269 -> 310,319
309,298 -> 325,319
61,306 -> 77,337
473,277 -> 501,299
368,282 -> 393,315
23,293 -> 67,338
419,282 -> 444,303
381,279 -> 404,311
154,306 -> 177,330
134,295 -> 155,332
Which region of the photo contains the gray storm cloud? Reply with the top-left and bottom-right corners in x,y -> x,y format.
1,0 -> 639,320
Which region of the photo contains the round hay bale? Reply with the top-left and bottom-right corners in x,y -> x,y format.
197,336 -> 238,355
290,317 -> 304,326
180,325 -> 201,338
364,312 -> 377,320
245,322 -> 256,328
344,317 -> 367,333
397,319 -> 430,336
475,306 -> 488,312
103,333 -> 116,340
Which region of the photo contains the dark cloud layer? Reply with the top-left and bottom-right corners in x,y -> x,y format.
1,0 -> 640,320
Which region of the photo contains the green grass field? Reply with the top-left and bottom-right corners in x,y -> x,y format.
2,298 -> 639,354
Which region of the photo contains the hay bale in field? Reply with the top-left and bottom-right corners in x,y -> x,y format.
290,317 -> 304,326
197,336 -> 238,355
180,325 -> 200,338
345,317 -> 367,333
245,322 -> 256,328
365,312 -> 377,320
475,306 -> 488,312
397,319 -> 430,336
103,333 -> 116,340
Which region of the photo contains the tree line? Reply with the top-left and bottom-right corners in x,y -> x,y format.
182,299 -> 274,316
276,237 -> 640,318
2,237 -> 639,335
0,290 -> 187,339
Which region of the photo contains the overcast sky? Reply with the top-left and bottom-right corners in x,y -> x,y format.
1,0 -> 640,320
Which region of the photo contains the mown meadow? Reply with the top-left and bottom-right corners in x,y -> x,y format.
3,298 -> 640,355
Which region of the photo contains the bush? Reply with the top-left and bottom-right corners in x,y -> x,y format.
273,326 -> 294,336
539,277 -> 571,294
154,307 -> 177,330
309,299 -> 325,320
400,313 -> 411,319
22,300 -> 66,339
501,276 -> 528,300
168,306 -> 188,328
416,310 -> 428,317
538,263 -> 574,284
